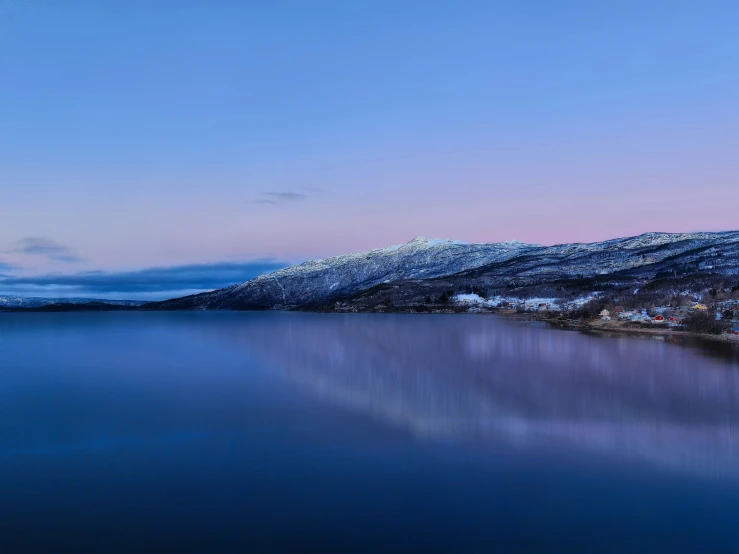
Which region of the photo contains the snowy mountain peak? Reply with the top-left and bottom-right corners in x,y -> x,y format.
151,230 -> 739,311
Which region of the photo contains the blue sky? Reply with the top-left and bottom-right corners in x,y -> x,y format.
2,0 -> 738,298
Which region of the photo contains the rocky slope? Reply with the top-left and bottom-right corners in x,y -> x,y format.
149,231 -> 739,311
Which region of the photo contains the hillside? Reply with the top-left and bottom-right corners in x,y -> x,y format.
148,231 -> 739,312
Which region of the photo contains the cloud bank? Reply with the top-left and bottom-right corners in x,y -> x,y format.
0,260 -> 289,300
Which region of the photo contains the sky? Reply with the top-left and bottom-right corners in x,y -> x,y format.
1,0 -> 738,298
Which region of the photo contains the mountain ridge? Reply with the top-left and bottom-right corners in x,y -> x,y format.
148,231 -> 739,311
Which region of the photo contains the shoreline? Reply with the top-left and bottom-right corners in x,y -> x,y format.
506,311 -> 739,345
328,303 -> 739,346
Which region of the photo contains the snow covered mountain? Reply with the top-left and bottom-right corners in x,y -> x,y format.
150,231 -> 739,311
0,296 -> 147,309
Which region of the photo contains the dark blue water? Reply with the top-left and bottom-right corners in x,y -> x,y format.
2,312 -> 739,553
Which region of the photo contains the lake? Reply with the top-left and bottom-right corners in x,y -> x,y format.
2,312 -> 739,553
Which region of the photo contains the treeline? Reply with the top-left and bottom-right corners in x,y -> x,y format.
683,312 -> 732,335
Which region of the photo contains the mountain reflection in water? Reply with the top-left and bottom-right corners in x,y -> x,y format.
212,313 -> 739,479
4,312 -> 739,552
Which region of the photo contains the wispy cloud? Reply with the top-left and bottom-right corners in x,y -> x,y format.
12,237 -> 83,263
250,188 -> 325,206
0,260 -> 289,299
254,192 -> 308,205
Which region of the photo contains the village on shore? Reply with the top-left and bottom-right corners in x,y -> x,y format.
452,293 -> 739,340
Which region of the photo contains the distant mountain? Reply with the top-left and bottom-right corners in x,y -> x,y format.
0,296 -> 147,309
148,231 -> 739,311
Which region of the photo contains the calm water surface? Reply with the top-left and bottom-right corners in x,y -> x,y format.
2,312 -> 739,553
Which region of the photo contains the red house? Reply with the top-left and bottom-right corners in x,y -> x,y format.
653,316 -> 665,322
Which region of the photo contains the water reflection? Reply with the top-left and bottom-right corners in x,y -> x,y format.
216,313 -> 739,479
5,312 -> 739,553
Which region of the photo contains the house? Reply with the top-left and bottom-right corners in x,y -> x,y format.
599,309 -> 611,318
730,328 -> 739,336
693,303 -> 708,311
653,315 -> 665,323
